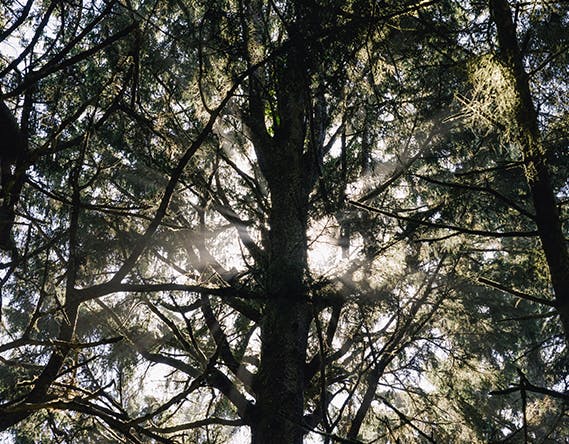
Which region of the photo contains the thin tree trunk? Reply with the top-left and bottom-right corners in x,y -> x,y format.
490,0 -> 569,339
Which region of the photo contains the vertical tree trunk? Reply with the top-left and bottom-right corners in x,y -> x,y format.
251,146 -> 312,443
490,0 -> 569,339
243,3 -> 321,440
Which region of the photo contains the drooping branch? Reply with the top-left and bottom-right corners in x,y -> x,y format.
200,294 -> 255,390
349,200 -> 538,238
377,396 -> 437,444
415,174 -> 535,220
491,382 -> 569,403
0,0 -> 35,44
478,277 -> 556,307
148,417 -> 245,433
8,23 -> 137,97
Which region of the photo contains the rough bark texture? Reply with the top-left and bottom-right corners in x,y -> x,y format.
490,0 -> 569,339
247,12 -> 317,438
251,105 -> 313,444
253,299 -> 311,443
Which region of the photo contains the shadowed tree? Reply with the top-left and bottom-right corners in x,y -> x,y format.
1,0 -> 568,443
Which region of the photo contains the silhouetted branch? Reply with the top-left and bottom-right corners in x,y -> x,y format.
478,277 -> 556,307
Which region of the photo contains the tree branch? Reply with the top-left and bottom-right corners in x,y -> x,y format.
349,200 -> 539,238
478,277 -> 556,307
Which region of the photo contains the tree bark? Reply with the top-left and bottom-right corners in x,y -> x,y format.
247,17 -> 316,439
490,0 -> 569,339
251,121 -> 313,444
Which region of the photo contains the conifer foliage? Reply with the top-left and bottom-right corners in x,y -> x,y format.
0,1 -> 568,442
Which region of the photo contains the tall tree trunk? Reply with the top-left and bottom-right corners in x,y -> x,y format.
490,0 -> 569,339
248,45 -> 315,444
242,2 -> 322,439
252,174 -> 311,442
250,129 -> 313,442
253,303 -> 311,443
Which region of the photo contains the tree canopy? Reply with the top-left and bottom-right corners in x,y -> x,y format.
0,0 -> 568,443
